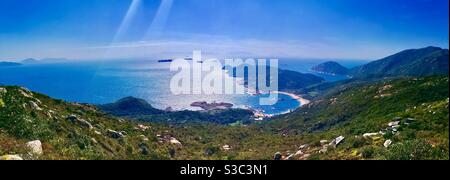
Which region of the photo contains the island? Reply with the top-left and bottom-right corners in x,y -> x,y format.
311,61 -> 349,75
191,101 -> 234,110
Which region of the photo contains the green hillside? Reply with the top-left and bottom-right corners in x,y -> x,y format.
350,46 -> 449,78
1,76 -> 448,160
0,86 -> 302,160
262,76 -> 449,160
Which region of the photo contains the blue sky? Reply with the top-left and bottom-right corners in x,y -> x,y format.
0,0 -> 448,60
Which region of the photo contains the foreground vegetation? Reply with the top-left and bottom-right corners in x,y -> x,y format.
1,76 -> 448,160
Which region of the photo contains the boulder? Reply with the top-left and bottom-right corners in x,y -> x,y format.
388,121 -> 400,127
78,119 -> 94,129
107,129 -> 125,139
26,140 -> 43,156
285,149 -> 304,160
405,118 -> 416,124
29,101 -> 42,111
319,146 -> 328,154
169,137 -> 182,146
0,155 -> 23,160
384,140 -> 393,148
66,115 -> 93,129
330,136 -> 345,147
274,152 -> 282,160
299,144 -> 309,149
19,88 -> 33,98
363,133 -> 380,138
299,154 -> 311,160
222,145 -> 231,151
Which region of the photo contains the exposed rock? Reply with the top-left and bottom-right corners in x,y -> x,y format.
222,145 -> 231,151
384,140 -> 393,148
169,137 -> 182,146
363,133 -> 380,138
274,152 -> 282,160
299,154 -> 311,160
26,140 -> 43,156
319,145 -> 328,153
29,101 -> 42,111
78,119 -> 93,129
299,144 -> 309,149
388,121 -> 400,127
405,118 -> 416,124
19,88 -> 33,98
19,87 -> 33,98
66,115 -> 93,129
285,149 -> 304,160
320,140 -> 329,144
107,129 -> 126,139
329,136 -> 345,148
0,155 -> 23,160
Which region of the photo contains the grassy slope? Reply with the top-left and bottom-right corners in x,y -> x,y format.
0,86 -> 302,160
262,76 -> 449,159
1,76 -> 448,160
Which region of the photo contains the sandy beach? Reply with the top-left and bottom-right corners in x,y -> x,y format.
273,91 -> 311,106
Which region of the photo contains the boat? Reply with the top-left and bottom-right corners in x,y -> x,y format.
158,59 -> 173,63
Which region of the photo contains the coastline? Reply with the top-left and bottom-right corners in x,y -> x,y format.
251,91 -> 311,119
273,91 -> 311,107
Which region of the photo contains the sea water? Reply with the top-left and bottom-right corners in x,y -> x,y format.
0,59 -> 366,115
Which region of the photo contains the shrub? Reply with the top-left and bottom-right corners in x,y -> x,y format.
385,140 -> 443,160
383,131 -> 394,140
361,146 -> 375,159
352,137 -> 368,148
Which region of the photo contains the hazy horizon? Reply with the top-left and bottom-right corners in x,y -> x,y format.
1,0 -> 449,60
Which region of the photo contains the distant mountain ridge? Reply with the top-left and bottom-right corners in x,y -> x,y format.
312,61 -> 350,75
21,58 -> 38,64
0,62 -> 21,67
350,46 -> 449,78
226,65 -> 325,92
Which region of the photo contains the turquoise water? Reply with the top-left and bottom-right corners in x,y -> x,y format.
0,59 -> 365,115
